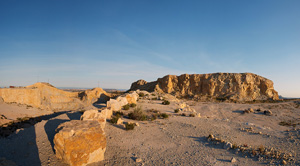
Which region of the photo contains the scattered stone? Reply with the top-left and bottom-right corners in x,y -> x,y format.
135,158 -> 142,163
231,157 -> 237,163
282,160 -> 287,165
54,120 -> 106,166
116,118 -> 123,125
264,110 -> 272,116
223,142 -> 233,150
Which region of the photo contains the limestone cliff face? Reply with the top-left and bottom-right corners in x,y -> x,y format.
0,82 -> 109,111
130,73 -> 279,101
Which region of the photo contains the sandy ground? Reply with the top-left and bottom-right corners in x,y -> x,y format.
0,102 -> 52,126
0,97 -> 299,166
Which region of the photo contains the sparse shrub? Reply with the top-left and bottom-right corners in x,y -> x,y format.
138,92 -> 145,97
151,114 -> 157,121
181,113 -> 186,116
162,100 -> 170,105
114,111 -> 124,117
216,97 -> 226,102
151,97 -> 157,100
125,123 -> 135,130
151,93 -> 156,96
232,144 -> 238,149
259,145 -> 265,153
128,106 -> 147,121
148,109 -> 159,113
123,104 -> 130,110
160,113 -> 169,119
279,120 -> 298,127
189,114 -> 195,117
110,116 -> 120,124
130,103 -> 137,107
174,109 -> 180,113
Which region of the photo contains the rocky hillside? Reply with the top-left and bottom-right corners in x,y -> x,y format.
130,73 -> 279,101
0,82 -> 109,111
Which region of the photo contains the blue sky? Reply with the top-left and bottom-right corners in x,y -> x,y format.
0,0 -> 299,97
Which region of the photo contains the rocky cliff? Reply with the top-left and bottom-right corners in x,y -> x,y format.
130,73 -> 279,101
0,82 -> 109,111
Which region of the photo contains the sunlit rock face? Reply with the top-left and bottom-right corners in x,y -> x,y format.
0,82 -> 109,111
130,73 -> 279,101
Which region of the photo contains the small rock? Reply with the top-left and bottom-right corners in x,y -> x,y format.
282,160 -> 287,165
116,118 -> 123,125
135,158 -> 142,162
264,110 -> 272,116
231,157 -> 237,163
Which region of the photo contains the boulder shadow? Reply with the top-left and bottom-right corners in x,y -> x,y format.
232,110 -> 244,114
44,111 -> 82,152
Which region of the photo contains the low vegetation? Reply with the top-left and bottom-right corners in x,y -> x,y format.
162,100 -> 170,105
128,106 -> 147,121
125,123 -> 135,130
138,92 -> 145,97
123,104 -> 130,110
160,113 -> 169,119
130,103 -> 137,107
174,109 -> 180,113
279,120 -> 299,127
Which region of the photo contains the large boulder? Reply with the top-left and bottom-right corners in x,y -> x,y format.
130,73 -> 279,101
54,120 -> 106,166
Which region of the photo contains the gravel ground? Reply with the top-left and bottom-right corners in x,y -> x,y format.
0,97 -> 299,166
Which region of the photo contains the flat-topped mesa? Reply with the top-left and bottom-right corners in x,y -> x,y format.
130,73 -> 279,101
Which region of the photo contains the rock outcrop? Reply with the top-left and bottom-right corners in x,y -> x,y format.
130,73 -> 279,101
0,82 -> 109,111
54,120 -> 106,166
107,91 -> 139,111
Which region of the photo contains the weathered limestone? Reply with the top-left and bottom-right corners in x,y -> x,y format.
130,73 -> 279,101
54,120 -> 106,166
80,109 -> 106,129
0,82 -> 109,111
125,91 -> 139,104
106,91 -> 139,111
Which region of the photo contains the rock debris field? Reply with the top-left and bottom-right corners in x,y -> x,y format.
0,92 -> 300,166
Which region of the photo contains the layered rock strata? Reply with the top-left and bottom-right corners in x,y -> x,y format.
130,73 -> 279,101
0,82 -> 109,111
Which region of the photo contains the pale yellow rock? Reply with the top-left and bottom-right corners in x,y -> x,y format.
0,82 -> 109,111
130,73 -> 279,101
116,118 -> 123,125
54,120 -> 106,166
80,109 -> 106,129
100,108 -> 113,119
125,91 -> 139,104
178,102 -> 187,109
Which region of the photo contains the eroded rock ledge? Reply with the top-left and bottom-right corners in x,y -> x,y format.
130,73 -> 279,101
